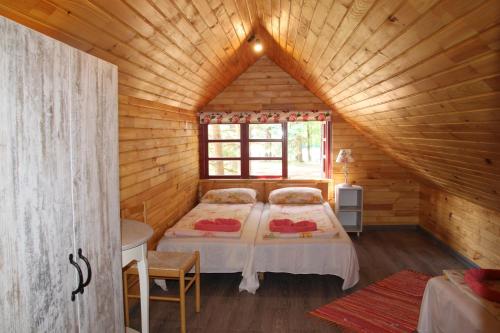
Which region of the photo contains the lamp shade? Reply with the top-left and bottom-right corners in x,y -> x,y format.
336,149 -> 354,163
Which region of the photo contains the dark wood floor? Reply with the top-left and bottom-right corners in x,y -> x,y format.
128,230 -> 466,332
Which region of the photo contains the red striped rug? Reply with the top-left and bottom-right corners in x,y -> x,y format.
310,270 -> 431,333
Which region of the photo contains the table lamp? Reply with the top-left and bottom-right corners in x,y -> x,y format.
336,149 -> 354,187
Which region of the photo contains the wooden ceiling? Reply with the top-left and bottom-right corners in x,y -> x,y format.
0,0 -> 264,110
257,0 -> 500,211
1,0 -> 499,211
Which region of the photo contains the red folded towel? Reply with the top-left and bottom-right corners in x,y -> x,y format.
269,219 -> 317,233
194,218 -> 241,232
464,268 -> 500,302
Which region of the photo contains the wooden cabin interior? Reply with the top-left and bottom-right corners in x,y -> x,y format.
1,0 -> 499,332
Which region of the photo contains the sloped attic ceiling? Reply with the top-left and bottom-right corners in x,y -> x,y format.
258,0 -> 500,212
1,0 -> 499,211
0,0 -> 264,110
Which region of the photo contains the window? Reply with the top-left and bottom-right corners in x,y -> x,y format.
249,123 -> 285,177
201,121 -> 331,179
288,122 -> 324,179
206,124 -> 241,176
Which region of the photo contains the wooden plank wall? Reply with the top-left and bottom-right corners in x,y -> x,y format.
333,114 -> 420,225
203,56 -> 329,112
420,185 -> 500,268
119,96 -> 199,246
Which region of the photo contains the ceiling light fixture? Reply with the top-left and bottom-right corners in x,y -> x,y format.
253,39 -> 263,52
248,34 -> 263,53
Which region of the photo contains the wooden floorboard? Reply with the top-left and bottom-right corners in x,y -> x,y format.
128,230 -> 466,332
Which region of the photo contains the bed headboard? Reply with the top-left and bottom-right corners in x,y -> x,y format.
199,180 -> 330,203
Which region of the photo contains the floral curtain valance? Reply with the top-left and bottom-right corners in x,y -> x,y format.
199,110 -> 331,124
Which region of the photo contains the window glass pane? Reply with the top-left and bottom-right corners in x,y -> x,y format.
249,142 -> 282,158
250,160 -> 282,176
208,142 -> 240,158
249,124 -> 283,139
208,124 -> 240,140
288,121 -> 323,179
209,160 -> 241,176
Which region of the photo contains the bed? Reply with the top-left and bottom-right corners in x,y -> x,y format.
246,185 -> 360,291
418,271 -> 500,333
156,185 -> 265,293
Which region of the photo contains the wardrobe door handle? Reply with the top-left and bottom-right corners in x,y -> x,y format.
69,253 -> 84,301
78,248 -> 92,288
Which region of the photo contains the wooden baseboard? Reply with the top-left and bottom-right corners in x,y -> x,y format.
417,226 -> 479,269
363,224 -> 419,231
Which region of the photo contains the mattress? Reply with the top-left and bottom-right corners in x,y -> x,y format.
156,202 -> 264,293
247,202 -> 359,291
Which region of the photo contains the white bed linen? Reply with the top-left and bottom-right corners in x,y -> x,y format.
156,202 -> 263,293
246,202 -> 359,291
163,203 -> 253,238
263,204 -> 339,239
417,276 -> 500,333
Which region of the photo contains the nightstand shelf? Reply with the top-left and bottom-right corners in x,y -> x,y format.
343,225 -> 362,233
335,185 -> 363,236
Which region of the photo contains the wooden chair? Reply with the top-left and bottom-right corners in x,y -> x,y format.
124,251 -> 201,333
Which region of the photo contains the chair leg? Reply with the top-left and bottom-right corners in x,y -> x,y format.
179,271 -> 186,333
195,251 -> 200,313
123,271 -> 130,326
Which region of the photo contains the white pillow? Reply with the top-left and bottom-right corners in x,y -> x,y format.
201,188 -> 257,204
268,187 -> 323,204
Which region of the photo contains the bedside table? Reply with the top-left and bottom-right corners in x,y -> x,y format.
335,184 -> 363,236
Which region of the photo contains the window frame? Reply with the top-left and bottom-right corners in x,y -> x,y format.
200,124 -> 243,179
248,123 -> 287,178
200,121 -> 331,179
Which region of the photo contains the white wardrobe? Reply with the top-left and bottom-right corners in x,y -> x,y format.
0,17 -> 124,332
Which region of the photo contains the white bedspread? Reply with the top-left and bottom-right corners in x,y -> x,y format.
156,202 -> 263,293
418,276 -> 500,333
244,203 -> 359,291
164,203 -> 253,238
